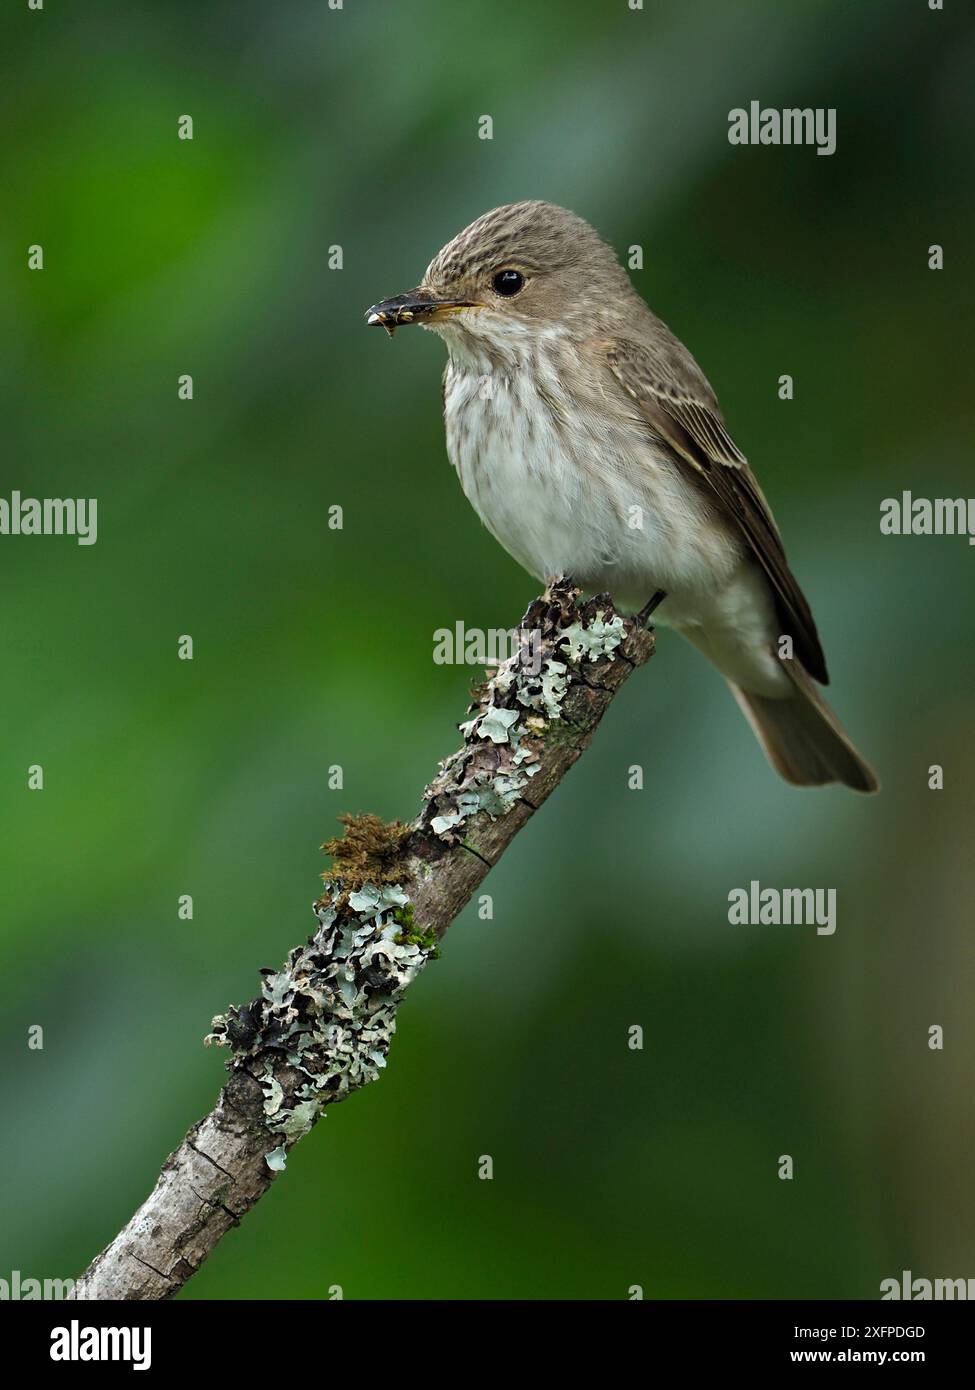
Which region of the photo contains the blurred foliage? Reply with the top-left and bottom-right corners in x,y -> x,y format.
1,0 -> 973,1299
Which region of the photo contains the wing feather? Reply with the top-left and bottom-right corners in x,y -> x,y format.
605,338 -> 828,684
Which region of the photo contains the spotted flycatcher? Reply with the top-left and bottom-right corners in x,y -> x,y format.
366,201 -> 877,791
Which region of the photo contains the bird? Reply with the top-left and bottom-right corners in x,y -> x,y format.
365,200 -> 878,792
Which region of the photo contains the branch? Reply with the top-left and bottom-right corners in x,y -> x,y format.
68,580 -> 654,1300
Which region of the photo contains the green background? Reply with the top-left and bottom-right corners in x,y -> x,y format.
2,0 -> 973,1299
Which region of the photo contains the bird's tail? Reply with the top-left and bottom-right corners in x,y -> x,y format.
727,660 -> 879,793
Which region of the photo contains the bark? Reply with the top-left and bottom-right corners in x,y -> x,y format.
68,580 -> 654,1299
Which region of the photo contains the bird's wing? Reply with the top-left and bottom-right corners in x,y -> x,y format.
602,336 -> 828,684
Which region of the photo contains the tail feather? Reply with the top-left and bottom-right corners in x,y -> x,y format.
728,662 -> 879,793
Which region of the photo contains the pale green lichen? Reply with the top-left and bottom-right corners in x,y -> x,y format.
423,590 -> 633,848
208,883 -> 437,1159
475,706 -> 521,744
560,612 -> 625,663
347,883 -> 410,917
427,755 -> 541,841
518,658 -> 569,719
425,629 -> 580,843
266,1096 -> 319,1143
460,764 -> 541,818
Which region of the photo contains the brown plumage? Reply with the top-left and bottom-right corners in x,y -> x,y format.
366,201 -> 878,792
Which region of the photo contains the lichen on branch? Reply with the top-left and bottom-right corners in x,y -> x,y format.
207,581 -> 652,1172
207,871 -> 434,1170
70,579 -> 654,1299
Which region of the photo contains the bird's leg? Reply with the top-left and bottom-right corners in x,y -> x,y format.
637,590 -> 667,627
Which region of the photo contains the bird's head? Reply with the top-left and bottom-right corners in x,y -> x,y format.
365,201 -> 633,356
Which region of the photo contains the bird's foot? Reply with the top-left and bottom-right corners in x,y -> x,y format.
636,590 -> 667,627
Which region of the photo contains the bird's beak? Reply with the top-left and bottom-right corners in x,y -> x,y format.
364,288 -> 479,338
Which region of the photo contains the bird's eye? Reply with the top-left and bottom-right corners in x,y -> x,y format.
492,269 -> 525,297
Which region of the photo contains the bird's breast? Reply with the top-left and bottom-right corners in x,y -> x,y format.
441,352 -> 740,608
443,359 -> 594,582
